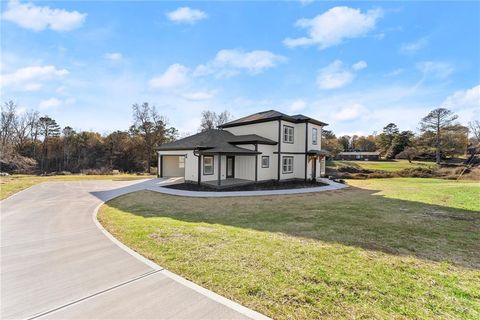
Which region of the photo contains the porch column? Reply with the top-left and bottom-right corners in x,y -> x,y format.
159,155 -> 163,178
217,154 -> 222,186
255,144 -> 258,182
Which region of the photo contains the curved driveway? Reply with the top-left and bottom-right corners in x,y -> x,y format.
1,179 -> 265,320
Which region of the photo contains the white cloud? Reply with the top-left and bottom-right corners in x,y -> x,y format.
284,6 -> 383,49
442,85 -> 480,114
104,52 -> 122,61
166,7 -> 207,24
400,37 -> 428,54
2,0 -> 86,32
352,60 -> 367,71
417,61 -> 454,79
38,97 -> 62,109
332,103 -> 367,121
287,99 -> 307,112
182,90 -> 216,101
317,60 -> 367,90
0,65 -> 69,91
385,68 -> 404,77
194,49 -> 286,77
149,64 -> 189,90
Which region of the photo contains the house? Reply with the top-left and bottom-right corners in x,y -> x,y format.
157,110 -> 329,187
336,151 -> 380,161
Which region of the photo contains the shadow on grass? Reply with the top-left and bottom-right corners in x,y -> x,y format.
92,185 -> 480,269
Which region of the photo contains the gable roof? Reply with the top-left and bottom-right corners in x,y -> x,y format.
218,110 -> 328,128
157,129 -> 276,154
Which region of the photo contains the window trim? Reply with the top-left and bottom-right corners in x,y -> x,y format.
261,156 -> 269,168
283,125 -> 294,144
203,155 -> 214,175
312,128 -> 318,145
282,156 -> 294,174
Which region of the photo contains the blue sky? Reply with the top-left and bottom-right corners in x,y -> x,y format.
1,1 -> 479,136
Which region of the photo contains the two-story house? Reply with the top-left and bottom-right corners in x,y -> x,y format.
157,110 -> 329,187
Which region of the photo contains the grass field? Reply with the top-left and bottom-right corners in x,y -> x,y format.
328,159 -> 437,172
0,174 -> 152,200
99,178 -> 480,319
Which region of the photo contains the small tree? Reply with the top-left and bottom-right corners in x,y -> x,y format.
396,147 -> 417,163
420,108 -> 458,164
38,116 -> 61,171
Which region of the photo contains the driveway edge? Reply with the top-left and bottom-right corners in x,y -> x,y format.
92,199 -> 271,320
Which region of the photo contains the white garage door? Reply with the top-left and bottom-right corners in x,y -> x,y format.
163,155 -> 185,177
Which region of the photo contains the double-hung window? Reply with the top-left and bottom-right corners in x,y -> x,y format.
203,156 -> 214,175
282,156 -> 294,174
312,128 -> 318,145
261,156 -> 269,168
283,125 -> 294,143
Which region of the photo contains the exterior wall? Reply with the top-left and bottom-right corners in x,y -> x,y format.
280,120 -> 305,153
307,123 -> 323,151
234,156 -> 255,180
224,121 -> 278,141
257,144 -> 277,181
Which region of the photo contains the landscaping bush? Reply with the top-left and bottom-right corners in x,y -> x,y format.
0,154 -> 37,174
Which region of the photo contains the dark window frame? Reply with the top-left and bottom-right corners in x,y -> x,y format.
312,128 -> 318,145
282,156 -> 294,174
203,155 -> 214,175
283,125 -> 294,144
261,156 -> 269,168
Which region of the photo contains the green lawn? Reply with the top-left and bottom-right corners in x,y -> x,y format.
99,178 -> 480,319
0,174 -> 152,200
328,159 -> 437,172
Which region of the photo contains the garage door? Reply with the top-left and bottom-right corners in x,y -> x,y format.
162,155 -> 185,177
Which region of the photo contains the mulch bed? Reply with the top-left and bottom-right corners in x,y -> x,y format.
164,180 -> 329,192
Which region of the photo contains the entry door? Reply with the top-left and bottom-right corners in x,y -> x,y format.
226,156 -> 235,178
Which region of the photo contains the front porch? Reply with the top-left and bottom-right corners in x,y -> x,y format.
202,178 -> 254,189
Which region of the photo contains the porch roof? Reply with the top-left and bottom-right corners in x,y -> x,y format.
307,149 -> 330,156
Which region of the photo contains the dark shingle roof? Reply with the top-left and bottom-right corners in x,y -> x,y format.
157,130 -> 274,154
218,110 -> 328,128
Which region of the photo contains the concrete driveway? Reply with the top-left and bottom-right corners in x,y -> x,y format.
1,179 -> 266,320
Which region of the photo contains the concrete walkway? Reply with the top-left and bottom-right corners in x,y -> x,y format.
1,179 -> 268,320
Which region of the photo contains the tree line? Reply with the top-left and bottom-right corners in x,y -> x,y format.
0,101 -> 178,174
322,108 -> 478,164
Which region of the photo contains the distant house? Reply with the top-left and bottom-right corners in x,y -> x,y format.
336,151 -> 380,161
157,110 -> 329,187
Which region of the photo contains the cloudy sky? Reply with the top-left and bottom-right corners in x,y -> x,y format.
1,1 -> 479,136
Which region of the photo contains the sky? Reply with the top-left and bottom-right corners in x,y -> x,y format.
1,0 -> 479,137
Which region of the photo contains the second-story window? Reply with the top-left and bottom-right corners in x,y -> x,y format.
312,128 -> 318,145
283,125 -> 294,143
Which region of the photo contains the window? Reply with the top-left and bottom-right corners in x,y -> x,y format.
282,156 -> 294,174
312,128 -> 318,145
179,156 -> 185,168
283,125 -> 294,143
203,156 -> 214,175
261,156 -> 269,168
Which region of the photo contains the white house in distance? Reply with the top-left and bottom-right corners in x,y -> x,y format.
157,110 -> 329,187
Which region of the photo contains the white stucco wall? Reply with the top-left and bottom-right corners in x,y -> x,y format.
224,121 -> 279,141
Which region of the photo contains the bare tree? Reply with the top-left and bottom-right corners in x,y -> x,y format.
132,102 -> 168,172
469,120 -> 480,142
199,110 -> 232,131
0,101 -> 17,152
420,108 -> 458,164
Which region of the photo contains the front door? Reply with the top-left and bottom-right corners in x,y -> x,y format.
226,156 -> 235,178
311,156 -> 317,180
